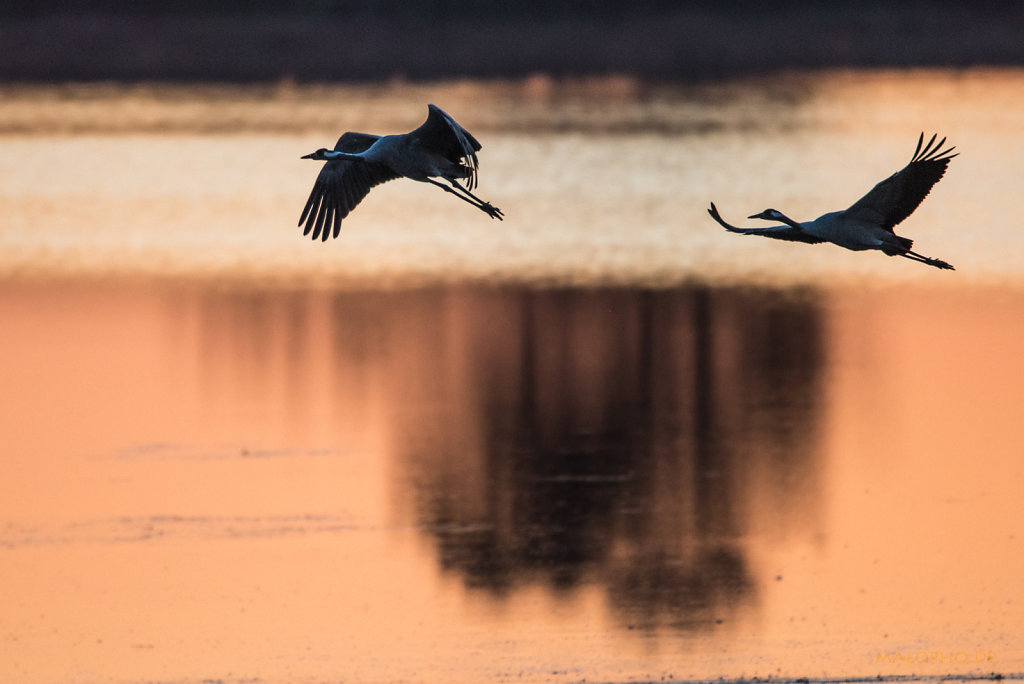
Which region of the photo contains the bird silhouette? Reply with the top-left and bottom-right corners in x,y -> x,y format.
708,133 -> 957,270
299,104 -> 503,240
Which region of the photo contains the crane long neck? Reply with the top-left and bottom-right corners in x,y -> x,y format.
323,150 -> 364,161
774,212 -> 803,230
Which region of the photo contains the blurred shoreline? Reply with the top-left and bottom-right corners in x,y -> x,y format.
2,70 -> 1020,291
2,4 -> 1023,83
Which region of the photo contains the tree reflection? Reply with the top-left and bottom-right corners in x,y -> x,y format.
379,287 -> 826,630
188,285 -> 826,631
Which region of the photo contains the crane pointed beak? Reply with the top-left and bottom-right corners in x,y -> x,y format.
747,213 -> 761,220
300,153 -> 315,159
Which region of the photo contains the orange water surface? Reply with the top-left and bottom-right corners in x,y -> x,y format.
1,283 -> 1022,683
1,71 -> 1023,683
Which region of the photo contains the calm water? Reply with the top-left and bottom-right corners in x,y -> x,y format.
1,71 -> 1023,683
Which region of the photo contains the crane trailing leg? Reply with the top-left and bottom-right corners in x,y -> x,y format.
896,250 -> 955,270
425,179 -> 504,220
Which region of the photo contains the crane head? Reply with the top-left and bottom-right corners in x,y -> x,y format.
748,208 -> 784,221
300,148 -> 331,160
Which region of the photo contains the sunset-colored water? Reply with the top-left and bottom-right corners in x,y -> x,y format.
1,71 -> 1023,683
1,283 -> 1022,683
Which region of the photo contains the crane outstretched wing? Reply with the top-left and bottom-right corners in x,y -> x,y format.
409,104 -> 483,190
843,133 -> 957,231
297,132 -> 399,241
707,203 -> 825,244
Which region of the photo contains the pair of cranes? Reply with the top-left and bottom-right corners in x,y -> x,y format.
299,105 -> 956,270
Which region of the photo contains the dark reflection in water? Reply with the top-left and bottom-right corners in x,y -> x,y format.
191,285 -> 826,631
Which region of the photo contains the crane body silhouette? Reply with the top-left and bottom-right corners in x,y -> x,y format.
708,133 -> 957,270
299,104 -> 503,240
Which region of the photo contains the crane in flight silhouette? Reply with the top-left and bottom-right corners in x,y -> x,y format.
298,104 -> 503,240
708,133 -> 957,270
